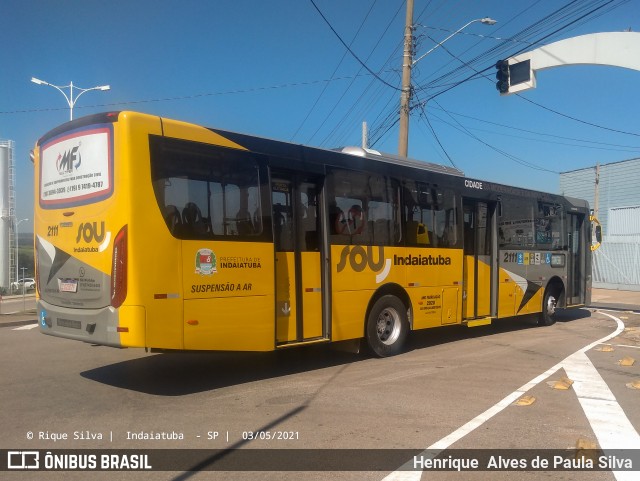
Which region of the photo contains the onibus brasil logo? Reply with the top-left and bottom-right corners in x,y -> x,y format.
195,248 -> 217,276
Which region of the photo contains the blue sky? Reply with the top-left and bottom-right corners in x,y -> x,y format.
2,0 -> 640,233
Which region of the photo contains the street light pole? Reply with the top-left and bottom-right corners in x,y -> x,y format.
398,14 -> 497,157
21,267 -> 27,312
31,77 -> 111,121
15,218 -> 28,291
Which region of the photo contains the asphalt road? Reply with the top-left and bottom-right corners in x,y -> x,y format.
1,308 -> 639,481
0,294 -> 35,316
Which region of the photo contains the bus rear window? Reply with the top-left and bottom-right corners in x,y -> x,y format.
39,125 -> 114,208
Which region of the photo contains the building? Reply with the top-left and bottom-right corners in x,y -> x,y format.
0,140 -> 16,291
560,157 -> 640,290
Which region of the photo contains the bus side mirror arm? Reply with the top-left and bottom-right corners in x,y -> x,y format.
590,215 -> 602,251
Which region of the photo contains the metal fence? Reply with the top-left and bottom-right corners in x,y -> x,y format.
592,236 -> 640,290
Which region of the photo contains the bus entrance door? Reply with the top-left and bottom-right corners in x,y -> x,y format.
272,174 -> 327,346
567,213 -> 586,306
463,200 -> 497,321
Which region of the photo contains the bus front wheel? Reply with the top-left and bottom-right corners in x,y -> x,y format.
539,289 -> 558,326
366,295 -> 409,357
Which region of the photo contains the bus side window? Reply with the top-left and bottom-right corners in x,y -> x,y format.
273,203 -> 293,251
150,137 -> 263,240
236,187 -> 257,235
236,207 -> 254,235
164,204 -> 182,236
182,202 -> 210,238
403,183 -> 459,248
404,183 -> 436,247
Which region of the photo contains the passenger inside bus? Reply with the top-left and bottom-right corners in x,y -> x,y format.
163,205 -> 182,236
182,202 -> 210,238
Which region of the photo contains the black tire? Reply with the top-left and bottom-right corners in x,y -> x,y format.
366,295 -> 409,357
539,288 -> 558,326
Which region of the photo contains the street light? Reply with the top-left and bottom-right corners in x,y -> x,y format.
15,218 -> 28,291
31,77 -> 111,121
412,18 -> 497,65
398,15 -> 497,157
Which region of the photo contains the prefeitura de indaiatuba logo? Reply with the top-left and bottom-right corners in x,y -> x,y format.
195,248 -> 217,276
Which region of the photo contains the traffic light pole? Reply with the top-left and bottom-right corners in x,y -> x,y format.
495,32 -> 640,95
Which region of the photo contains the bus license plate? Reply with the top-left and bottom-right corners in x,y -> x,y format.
59,279 -> 78,293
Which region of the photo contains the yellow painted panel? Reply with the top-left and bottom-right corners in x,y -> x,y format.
498,280 -> 516,318
184,296 -> 273,351
183,242 -> 275,299
301,252 -> 323,339
401,249 -> 461,287
332,290 -> 370,341
331,245 -> 461,291
123,112 -> 186,347
160,117 -> 247,150
118,305 -> 146,347
410,287 -> 445,330
146,296 -> 184,349
441,287 -> 460,325
276,252 -> 297,343
467,317 -> 492,327
180,242 -> 276,348
476,257 -> 491,316
410,286 -> 460,329
516,286 -> 543,315
463,255 -> 475,318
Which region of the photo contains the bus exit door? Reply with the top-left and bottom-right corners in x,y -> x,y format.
272,174 -> 328,345
463,200 -> 497,320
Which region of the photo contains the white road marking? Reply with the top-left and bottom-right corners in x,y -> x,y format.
564,350 -> 639,442
12,323 -> 38,331
382,311 -> 638,481
565,312 -> 640,481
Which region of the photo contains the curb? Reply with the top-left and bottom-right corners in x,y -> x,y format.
589,303 -> 640,313
1,319 -> 38,328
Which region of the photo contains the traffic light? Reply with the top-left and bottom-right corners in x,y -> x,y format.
495,59 -> 510,94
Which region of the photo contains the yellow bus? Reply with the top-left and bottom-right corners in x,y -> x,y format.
34,111 -> 594,357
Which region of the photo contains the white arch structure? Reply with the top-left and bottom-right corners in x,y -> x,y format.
503,32 -> 640,94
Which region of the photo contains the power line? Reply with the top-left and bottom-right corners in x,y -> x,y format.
516,95 -> 640,138
430,101 -> 559,173
290,0 -> 379,142
417,103 -> 458,169
418,26 -> 536,45
315,3 -> 405,147
0,75 -> 369,115
429,105 -> 640,151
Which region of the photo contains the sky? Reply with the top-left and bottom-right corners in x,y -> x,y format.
2,0 -> 640,233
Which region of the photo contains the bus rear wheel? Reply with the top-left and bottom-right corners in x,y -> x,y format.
366,295 -> 408,357
539,288 -> 558,326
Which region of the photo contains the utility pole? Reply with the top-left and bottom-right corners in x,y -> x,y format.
594,162 -> 600,219
398,0 -> 414,158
